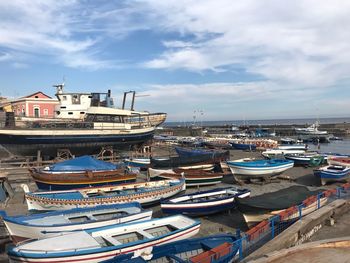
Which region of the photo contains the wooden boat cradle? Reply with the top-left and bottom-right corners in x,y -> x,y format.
25,181 -> 184,206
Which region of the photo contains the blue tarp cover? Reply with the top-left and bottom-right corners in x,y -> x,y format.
49,156 -> 117,171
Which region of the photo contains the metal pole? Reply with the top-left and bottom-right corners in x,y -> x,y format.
131,91 -> 136,111
122,92 -> 127,109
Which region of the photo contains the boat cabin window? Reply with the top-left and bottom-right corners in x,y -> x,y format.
72,94 -> 80,104
68,112 -> 73,115
91,93 -> 100,107
85,114 -> 123,123
62,96 -> 67,101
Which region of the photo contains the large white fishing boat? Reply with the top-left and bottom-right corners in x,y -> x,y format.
295,121 -> 328,136
0,84 -> 166,156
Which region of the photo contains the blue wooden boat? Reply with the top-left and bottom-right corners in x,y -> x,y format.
227,158 -> 294,179
161,187 -> 250,216
101,234 -> 239,263
314,165 -> 350,185
230,142 -> 256,151
1,203 -> 152,244
30,156 -> 137,190
7,215 -> 200,263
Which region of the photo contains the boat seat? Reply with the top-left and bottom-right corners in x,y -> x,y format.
137,230 -> 154,239
145,227 -> 171,238
101,235 -> 122,246
94,236 -> 110,247
113,232 -> 144,244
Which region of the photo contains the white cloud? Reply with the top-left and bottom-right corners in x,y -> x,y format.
11,62 -> 28,69
1,0 -> 350,120
137,0 -> 350,89
132,81 -> 338,121
0,0 -> 115,69
0,52 -> 11,61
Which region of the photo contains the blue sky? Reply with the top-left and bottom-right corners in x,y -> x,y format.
1,0 -> 350,122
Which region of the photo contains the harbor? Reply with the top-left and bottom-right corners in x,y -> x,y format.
0,121 -> 350,261
1,2 -> 350,262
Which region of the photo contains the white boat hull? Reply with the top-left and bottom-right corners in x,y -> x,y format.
228,163 -> 294,177
9,217 -> 200,263
327,159 -> 350,167
4,210 -> 152,243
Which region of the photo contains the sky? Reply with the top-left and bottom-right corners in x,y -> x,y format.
1,0 -> 350,122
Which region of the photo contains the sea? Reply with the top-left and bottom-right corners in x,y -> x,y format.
308,139 -> 350,155
164,117 -> 350,155
164,117 -> 350,127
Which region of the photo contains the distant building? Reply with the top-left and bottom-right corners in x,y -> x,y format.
10,92 -> 59,118
0,96 -> 11,112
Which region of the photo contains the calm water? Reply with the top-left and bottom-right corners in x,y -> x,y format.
165,117 -> 350,127
308,139 -> 350,155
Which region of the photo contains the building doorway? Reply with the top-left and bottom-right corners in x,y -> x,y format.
34,108 -> 40,118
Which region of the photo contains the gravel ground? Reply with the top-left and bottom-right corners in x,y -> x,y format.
2,146 -> 349,263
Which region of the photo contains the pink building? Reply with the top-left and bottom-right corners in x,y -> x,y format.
11,92 -> 59,118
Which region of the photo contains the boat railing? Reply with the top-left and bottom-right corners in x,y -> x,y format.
3,120 -> 156,130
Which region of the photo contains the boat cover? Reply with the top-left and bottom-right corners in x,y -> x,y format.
236,186 -> 323,210
175,147 -> 230,159
49,155 -> 117,171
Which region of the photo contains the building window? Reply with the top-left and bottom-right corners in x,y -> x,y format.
34,107 -> 40,118
44,109 -> 48,116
